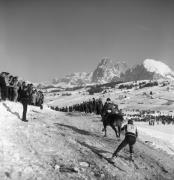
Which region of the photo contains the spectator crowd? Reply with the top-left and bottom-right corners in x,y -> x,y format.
50,98 -> 104,115
124,109 -> 174,125
0,72 -> 44,108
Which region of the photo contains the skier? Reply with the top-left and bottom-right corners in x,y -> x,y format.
112,119 -> 138,161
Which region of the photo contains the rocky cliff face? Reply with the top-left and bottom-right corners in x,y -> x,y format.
120,64 -> 154,82
50,58 -> 127,87
91,58 -> 127,83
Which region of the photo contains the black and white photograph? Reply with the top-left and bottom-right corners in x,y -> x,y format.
0,0 -> 174,179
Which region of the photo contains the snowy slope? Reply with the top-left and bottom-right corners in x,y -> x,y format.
144,59 -> 174,80
1,101 -> 174,179
46,79 -> 174,111
45,79 -> 174,156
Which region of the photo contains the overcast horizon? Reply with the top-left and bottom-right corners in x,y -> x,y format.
0,0 -> 174,82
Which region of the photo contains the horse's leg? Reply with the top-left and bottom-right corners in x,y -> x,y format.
104,126 -> 107,137
118,125 -> 121,138
103,122 -> 107,137
103,126 -> 107,137
111,125 -> 118,137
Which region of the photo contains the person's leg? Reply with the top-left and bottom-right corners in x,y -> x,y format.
0,86 -> 1,101
2,86 -> 6,100
112,138 -> 128,157
129,144 -> 134,160
22,101 -> 28,121
127,136 -> 136,160
13,88 -> 18,102
10,87 -> 13,101
6,86 -> 9,100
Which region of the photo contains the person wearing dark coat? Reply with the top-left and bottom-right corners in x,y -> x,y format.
96,98 -> 103,115
20,82 -> 30,122
0,72 -> 6,100
4,73 -> 11,100
101,98 -> 118,122
0,72 -> 9,100
8,75 -> 14,101
12,77 -> 19,102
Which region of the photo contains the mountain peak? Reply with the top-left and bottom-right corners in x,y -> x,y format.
47,58 -> 127,87
91,58 -> 127,83
98,58 -> 113,66
143,59 -> 174,79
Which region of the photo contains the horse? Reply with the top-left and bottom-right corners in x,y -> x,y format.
102,113 -> 123,138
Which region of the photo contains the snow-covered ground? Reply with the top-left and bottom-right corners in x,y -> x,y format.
135,122 -> 174,155
45,82 -> 174,158
0,100 -> 174,179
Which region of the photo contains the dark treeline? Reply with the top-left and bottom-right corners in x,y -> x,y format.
50,98 -> 104,115
118,81 -> 158,90
0,72 -> 44,108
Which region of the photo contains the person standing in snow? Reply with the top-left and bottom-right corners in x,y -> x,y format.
0,72 -> 6,100
0,72 -> 10,100
96,98 -> 103,115
11,76 -> 19,102
20,82 -> 30,122
4,73 -> 11,100
112,119 -> 138,161
8,75 -> 14,101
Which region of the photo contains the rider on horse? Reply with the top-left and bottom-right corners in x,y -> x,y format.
101,98 -> 119,122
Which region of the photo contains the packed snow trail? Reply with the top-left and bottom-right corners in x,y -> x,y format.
0,101 -> 174,180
